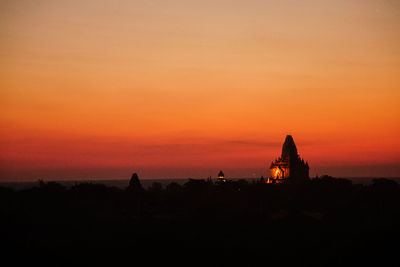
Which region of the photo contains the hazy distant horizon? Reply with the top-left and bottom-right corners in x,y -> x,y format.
1,163 -> 399,182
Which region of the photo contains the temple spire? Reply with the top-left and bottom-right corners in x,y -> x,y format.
281,135 -> 298,160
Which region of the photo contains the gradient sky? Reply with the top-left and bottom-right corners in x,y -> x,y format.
1,0 -> 399,181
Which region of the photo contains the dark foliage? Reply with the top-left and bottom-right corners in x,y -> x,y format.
0,176 -> 399,265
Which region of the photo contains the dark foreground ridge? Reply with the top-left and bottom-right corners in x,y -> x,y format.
1,175 -> 399,265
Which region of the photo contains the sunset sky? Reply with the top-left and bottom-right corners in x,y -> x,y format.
1,0 -> 399,181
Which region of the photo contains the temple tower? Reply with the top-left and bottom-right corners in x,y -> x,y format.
268,135 -> 309,183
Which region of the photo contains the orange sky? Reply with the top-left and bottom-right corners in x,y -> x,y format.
1,0 -> 399,180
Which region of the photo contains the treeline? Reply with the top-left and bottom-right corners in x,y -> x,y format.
0,175 -> 399,265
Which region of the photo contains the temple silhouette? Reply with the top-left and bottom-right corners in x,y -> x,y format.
268,135 -> 309,183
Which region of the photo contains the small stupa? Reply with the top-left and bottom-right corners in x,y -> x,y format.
216,170 -> 226,183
